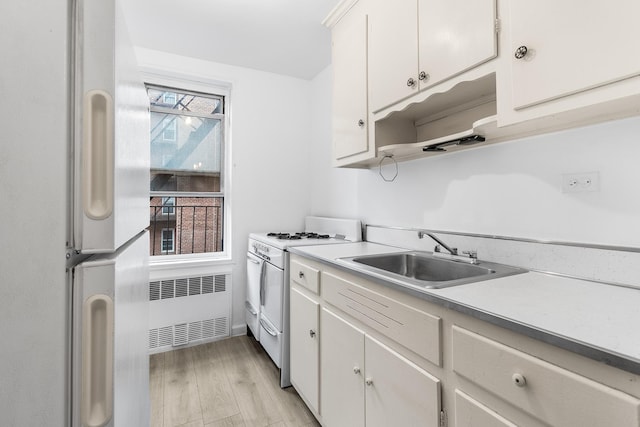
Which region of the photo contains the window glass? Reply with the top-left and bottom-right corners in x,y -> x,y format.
146,84 -> 225,257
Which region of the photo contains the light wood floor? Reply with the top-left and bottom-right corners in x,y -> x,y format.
150,335 -> 320,427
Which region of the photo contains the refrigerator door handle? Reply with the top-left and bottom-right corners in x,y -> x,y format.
82,294 -> 114,427
83,89 -> 114,220
259,260 -> 267,307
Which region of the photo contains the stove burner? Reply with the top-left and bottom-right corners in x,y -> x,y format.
267,231 -> 331,240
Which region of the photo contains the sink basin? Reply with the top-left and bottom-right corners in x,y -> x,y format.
338,251 -> 526,290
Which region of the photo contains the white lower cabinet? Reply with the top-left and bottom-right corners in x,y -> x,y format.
289,254 -> 640,427
320,307 -> 365,427
321,307 -> 441,427
454,390 -> 517,427
289,286 -> 320,415
452,326 -> 640,427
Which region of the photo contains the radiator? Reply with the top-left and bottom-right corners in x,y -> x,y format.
148,273 -> 231,353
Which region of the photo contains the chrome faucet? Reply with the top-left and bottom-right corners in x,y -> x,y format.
417,231 -> 458,255
418,231 -> 479,264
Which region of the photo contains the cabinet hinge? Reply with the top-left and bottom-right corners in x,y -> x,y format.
495,18 -> 501,33
440,409 -> 448,427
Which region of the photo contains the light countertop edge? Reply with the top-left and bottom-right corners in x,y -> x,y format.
288,243 -> 640,376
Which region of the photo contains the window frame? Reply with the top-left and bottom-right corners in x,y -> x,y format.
161,196 -> 175,215
161,228 -> 175,253
143,71 -> 232,265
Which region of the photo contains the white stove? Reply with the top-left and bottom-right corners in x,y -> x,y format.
246,216 -> 361,388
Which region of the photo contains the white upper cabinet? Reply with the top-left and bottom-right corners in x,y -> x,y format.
369,0 -> 497,113
331,1 -> 370,163
368,0 -> 419,112
418,0 -> 497,91
508,0 -> 640,110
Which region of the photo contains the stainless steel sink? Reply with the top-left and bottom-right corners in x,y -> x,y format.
337,251 -> 526,290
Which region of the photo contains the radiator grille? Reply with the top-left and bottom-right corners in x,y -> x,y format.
161,280 -> 174,299
188,277 -> 201,295
215,275 -> 226,292
148,316 -> 229,350
173,323 -> 188,346
202,276 -> 214,294
149,281 -> 160,301
175,278 -> 188,298
150,274 -> 227,300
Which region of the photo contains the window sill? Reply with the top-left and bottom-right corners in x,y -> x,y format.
149,253 -> 234,273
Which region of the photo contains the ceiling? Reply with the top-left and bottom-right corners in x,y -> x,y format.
121,0 -> 342,80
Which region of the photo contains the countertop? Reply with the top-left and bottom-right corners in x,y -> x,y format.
289,242 -> 640,375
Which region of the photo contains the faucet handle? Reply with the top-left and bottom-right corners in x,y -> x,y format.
462,250 -> 478,262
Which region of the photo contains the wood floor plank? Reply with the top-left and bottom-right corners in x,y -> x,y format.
192,341 -> 241,424
217,337 -> 282,427
163,347 -> 203,427
177,421 -> 204,427
151,336 -> 319,427
205,413 -> 246,427
242,338 -> 319,427
150,353 -> 165,427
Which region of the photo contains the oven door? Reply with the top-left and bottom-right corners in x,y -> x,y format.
261,260 -> 285,332
246,252 -> 263,340
259,314 -> 282,369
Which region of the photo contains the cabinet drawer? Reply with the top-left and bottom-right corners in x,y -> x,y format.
290,259 -> 320,294
322,271 -> 441,366
455,390 -> 517,427
452,326 -> 640,427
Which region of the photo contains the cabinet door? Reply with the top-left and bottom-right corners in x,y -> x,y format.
418,0 -> 497,89
369,0 -> 419,112
509,0 -> 640,109
365,335 -> 441,427
333,5 -> 369,160
289,287 -> 320,413
455,390 -> 517,427
321,308 -> 365,427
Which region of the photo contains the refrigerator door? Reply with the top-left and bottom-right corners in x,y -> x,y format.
74,0 -> 150,253
72,231 -> 149,427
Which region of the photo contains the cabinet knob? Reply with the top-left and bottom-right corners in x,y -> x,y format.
512,373 -> 527,387
419,71 -> 429,81
365,378 -> 374,386
358,119 -> 365,127
309,329 -> 316,338
353,367 -> 361,375
298,271 -> 304,278
406,77 -> 416,87
514,45 -> 528,59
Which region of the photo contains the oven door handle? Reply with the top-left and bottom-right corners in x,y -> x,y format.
245,301 -> 257,315
247,256 -> 260,265
259,259 -> 267,307
259,318 -> 278,337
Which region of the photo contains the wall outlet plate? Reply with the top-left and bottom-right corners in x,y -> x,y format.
562,172 -> 600,193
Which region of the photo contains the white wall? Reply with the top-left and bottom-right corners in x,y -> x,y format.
309,66 -> 640,249
136,48 -> 314,333
308,66 -> 359,218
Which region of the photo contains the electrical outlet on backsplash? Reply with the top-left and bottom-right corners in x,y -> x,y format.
365,224 -> 640,290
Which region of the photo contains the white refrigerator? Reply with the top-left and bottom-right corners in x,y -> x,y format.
0,0 -> 150,426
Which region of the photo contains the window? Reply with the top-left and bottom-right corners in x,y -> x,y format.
161,229 -> 175,253
161,197 -> 175,215
162,117 -> 177,141
147,84 -> 226,257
